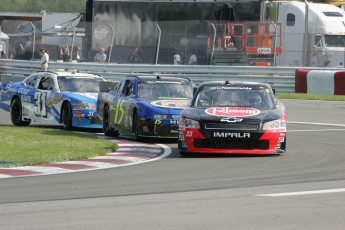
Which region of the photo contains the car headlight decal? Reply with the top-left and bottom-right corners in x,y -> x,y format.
179,116 -> 200,129
262,115 -> 286,132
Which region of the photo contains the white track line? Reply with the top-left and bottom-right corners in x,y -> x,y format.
256,188 -> 345,197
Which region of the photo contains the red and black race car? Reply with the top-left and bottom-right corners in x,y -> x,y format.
178,81 -> 286,156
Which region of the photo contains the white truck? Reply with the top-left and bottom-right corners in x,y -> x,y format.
262,0 -> 345,67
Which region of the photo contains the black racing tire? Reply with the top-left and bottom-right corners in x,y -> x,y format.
133,110 -> 142,141
178,140 -> 192,157
103,105 -> 117,136
179,151 -> 192,157
281,136 -> 287,152
10,97 -> 31,126
61,102 -> 73,130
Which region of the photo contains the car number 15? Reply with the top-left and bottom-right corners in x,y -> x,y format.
114,99 -> 126,124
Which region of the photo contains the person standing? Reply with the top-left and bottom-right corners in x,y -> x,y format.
174,50 -> 182,65
187,51 -> 197,65
59,45 -> 70,62
127,47 -> 143,63
94,48 -> 107,63
39,48 -> 49,71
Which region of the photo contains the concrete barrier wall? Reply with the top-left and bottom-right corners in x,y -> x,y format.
295,69 -> 345,95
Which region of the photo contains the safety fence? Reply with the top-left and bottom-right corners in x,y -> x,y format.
1,59 -> 344,93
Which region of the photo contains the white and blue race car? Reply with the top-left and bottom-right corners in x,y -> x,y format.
0,71 -> 106,130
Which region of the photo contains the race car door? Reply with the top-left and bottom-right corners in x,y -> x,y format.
113,79 -> 134,134
25,74 -> 58,125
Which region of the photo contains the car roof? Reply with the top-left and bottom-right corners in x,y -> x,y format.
198,80 -> 271,88
125,75 -> 192,82
32,71 -> 102,78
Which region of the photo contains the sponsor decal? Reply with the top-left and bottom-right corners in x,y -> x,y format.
216,86 -> 252,90
17,88 -> 30,95
47,99 -> 54,108
213,132 -> 250,138
74,113 -> 84,118
205,107 -> 260,117
170,119 -> 178,125
52,94 -> 62,103
220,117 -> 243,123
21,95 -> 31,103
74,109 -> 83,114
73,102 -> 83,108
170,129 -> 178,134
151,100 -> 189,109
22,106 -> 29,116
257,48 -> 271,54
7,86 -> 18,93
94,25 -> 108,40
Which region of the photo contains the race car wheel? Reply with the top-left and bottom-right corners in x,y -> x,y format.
133,111 -> 142,141
103,105 -> 117,136
10,98 -> 30,126
61,102 -> 73,130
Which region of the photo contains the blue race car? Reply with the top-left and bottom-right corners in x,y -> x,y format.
0,71 -> 106,130
97,75 -> 195,139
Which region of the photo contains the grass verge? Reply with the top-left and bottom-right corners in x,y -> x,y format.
276,92 -> 345,101
0,126 -> 116,168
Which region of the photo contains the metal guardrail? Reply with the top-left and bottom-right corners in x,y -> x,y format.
2,59 -> 340,93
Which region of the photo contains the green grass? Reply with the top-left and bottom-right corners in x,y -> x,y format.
276,92 -> 345,101
0,126 -> 116,168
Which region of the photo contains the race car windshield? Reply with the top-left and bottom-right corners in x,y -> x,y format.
195,86 -> 275,109
137,81 -> 193,99
58,77 -> 101,93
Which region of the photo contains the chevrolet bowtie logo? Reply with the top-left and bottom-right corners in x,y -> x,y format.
220,117 -> 243,123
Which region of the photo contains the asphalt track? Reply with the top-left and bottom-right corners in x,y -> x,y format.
1,99 -> 345,230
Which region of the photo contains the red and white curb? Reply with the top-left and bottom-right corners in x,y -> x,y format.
0,140 -> 171,179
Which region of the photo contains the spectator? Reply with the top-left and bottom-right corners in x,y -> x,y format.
174,49 -> 182,65
0,51 -> 6,59
76,47 -> 81,60
39,48 -> 49,71
227,35 -> 235,48
127,47 -> 143,63
14,43 -> 26,59
94,48 -> 107,63
187,51 -> 197,65
74,46 -> 86,62
59,45 -> 70,62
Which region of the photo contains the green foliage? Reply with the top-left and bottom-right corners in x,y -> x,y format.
0,0 -> 88,13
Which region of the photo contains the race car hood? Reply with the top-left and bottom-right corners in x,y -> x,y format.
182,106 -> 284,122
148,99 -> 190,110
61,92 -> 98,104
